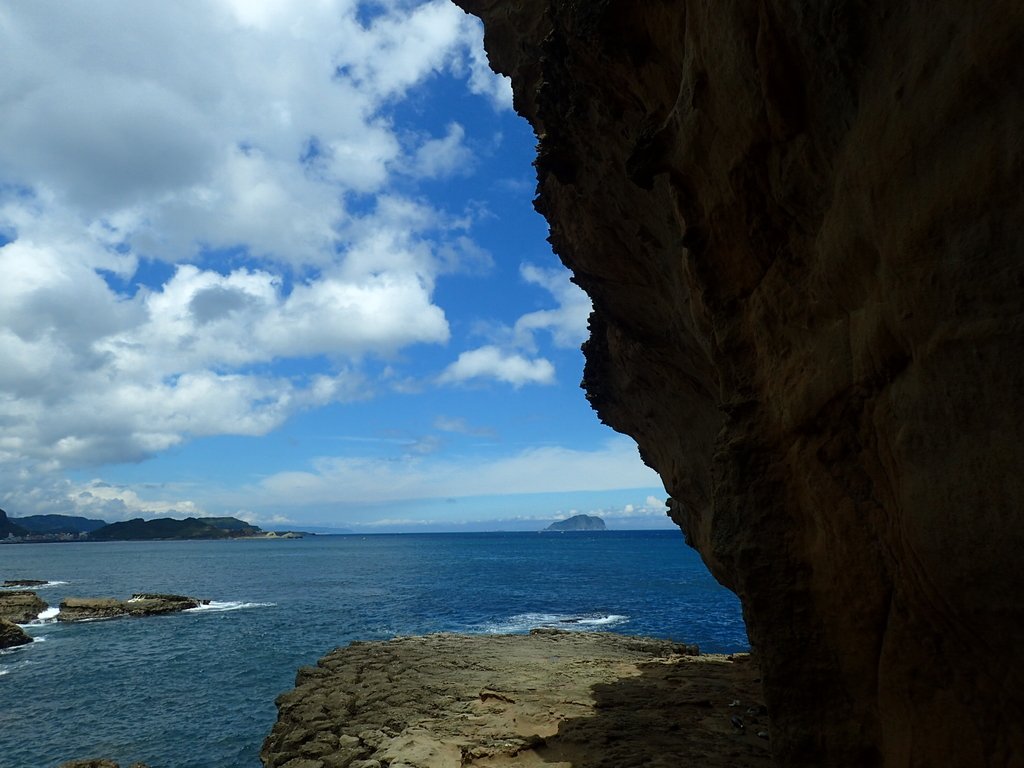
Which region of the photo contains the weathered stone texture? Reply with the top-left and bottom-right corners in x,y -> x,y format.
455,1 -> 1024,765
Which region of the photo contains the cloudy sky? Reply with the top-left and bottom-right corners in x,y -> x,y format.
0,0 -> 668,532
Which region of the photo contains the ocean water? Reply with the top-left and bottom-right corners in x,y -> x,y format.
0,530 -> 747,768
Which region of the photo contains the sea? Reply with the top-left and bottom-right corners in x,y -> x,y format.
0,530 -> 748,768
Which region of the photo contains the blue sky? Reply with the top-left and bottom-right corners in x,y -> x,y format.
0,0 -> 669,532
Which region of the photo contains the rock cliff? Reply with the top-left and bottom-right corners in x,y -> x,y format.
454,1 -> 1024,765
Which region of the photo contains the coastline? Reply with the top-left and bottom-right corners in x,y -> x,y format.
262,630 -> 770,767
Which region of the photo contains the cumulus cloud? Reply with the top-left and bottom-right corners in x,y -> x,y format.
0,0 -> 509,476
438,263 -> 590,387
438,346 -> 555,387
513,264 -> 592,349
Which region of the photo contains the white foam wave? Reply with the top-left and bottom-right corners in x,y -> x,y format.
0,667 -> 9,676
25,607 -> 60,625
481,612 -> 629,634
186,600 -> 275,613
1,580 -> 68,590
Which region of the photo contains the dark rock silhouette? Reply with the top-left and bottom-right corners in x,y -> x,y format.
455,1 -> 1024,765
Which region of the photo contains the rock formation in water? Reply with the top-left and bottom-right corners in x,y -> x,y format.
0,617 -> 32,649
262,630 -> 769,768
57,594 -> 208,622
544,513 -> 606,531
455,2 -> 1024,765
0,590 -> 48,623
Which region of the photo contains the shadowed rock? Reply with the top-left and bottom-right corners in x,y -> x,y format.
454,2 -> 1024,765
0,590 -> 48,623
0,617 -> 32,649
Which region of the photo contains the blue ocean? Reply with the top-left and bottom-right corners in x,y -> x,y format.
0,530 -> 747,768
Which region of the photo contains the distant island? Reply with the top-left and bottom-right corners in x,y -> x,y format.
1,509 -> 306,543
543,514 -> 606,532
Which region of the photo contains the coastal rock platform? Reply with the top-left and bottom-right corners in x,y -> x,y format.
262,630 -> 770,768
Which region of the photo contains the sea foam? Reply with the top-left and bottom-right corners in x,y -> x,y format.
481,612 -> 629,634
186,601 -> 275,613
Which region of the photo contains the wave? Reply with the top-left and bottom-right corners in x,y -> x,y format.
186,601 -> 275,613
479,612 -> 629,634
1,580 -> 68,590
24,607 -> 60,626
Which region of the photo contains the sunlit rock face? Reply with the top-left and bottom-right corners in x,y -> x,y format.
454,1 -> 1024,765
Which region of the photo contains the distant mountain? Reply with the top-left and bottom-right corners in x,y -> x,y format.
0,509 -> 28,539
12,514 -> 107,535
89,516 -> 262,541
544,514 -> 607,532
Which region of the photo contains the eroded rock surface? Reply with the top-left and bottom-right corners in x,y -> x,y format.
57,594 -> 207,622
0,590 -> 47,623
262,630 -> 769,768
0,617 -> 32,648
455,2 -> 1024,765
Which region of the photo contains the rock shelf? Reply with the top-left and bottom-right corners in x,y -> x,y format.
262,630 -> 770,768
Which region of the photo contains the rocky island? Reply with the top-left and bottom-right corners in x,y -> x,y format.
544,514 -> 606,532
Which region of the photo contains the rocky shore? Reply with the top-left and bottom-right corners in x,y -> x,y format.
262,630 -> 770,768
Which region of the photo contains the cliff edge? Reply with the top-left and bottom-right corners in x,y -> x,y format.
455,2 -> 1024,765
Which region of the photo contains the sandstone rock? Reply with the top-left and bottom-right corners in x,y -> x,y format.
455,2 -> 1024,765
0,590 -> 48,623
58,594 -> 206,622
261,631 -> 769,768
125,593 -> 208,616
0,617 -> 32,648
58,598 -> 128,622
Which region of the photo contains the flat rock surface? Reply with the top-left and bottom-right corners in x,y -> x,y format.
262,630 -> 770,768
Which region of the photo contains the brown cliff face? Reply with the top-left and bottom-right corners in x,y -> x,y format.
454,1 -> 1024,765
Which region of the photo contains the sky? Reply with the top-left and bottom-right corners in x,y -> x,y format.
0,0 -> 670,533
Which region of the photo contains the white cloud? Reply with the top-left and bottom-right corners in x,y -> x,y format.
438,345 -> 555,387
69,480 -> 205,520
247,436 -> 663,506
0,1 -> 509,473
514,264 -> 591,349
407,123 -> 474,179
437,263 -> 589,387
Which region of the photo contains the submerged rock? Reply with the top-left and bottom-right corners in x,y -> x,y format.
0,617 -> 32,648
57,594 -> 207,622
2,579 -> 48,587
0,590 -> 48,623
456,2 -> 1024,764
